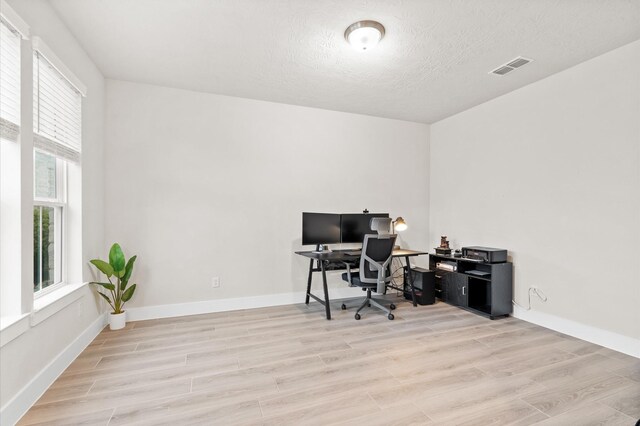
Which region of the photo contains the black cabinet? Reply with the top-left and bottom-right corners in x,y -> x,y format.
430,254 -> 512,319
442,272 -> 467,307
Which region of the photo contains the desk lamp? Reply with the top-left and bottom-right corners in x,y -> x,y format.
393,217 -> 407,233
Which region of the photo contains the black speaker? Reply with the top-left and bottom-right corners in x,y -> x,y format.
403,267 -> 435,305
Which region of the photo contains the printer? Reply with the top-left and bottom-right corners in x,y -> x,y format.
461,246 -> 507,263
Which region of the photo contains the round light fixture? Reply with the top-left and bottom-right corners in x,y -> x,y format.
344,20 -> 385,51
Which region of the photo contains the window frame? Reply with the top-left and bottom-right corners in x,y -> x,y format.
33,151 -> 67,298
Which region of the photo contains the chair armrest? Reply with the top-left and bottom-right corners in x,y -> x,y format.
342,262 -> 355,286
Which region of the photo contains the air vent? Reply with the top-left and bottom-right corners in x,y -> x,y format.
492,66 -> 514,75
506,57 -> 531,68
490,56 -> 533,76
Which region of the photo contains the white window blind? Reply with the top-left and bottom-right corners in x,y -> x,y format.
33,50 -> 82,162
0,17 -> 20,142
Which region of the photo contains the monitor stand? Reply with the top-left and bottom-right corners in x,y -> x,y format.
312,244 -> 332,254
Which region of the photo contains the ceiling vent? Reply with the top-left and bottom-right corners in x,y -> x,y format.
489,56 -> 533,76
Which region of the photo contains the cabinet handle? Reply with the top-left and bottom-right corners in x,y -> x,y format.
462,286 -> 467,296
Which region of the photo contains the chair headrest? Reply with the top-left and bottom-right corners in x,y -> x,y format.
370,217 -> 392,235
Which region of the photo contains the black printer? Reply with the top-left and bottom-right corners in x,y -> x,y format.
461,246 -> 507,263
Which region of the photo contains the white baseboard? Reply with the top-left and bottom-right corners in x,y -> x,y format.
4,293 -> 634,426
127,292 -> 640,359
513,306 -> 639,358
125,287 -> 365,322
0,314 -> 107,426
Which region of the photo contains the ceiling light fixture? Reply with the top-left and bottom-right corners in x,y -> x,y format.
344,20 -> 385,51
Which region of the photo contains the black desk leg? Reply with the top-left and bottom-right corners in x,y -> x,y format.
405,256 -> 417,307
305,258 -> 314,305
320,261 -> 331,320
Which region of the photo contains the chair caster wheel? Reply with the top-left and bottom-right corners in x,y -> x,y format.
390,304 -> 396,310
388,314 -> 394,320
355,313 -> 361,320
341,304 -> 346,310
368,303 -> 371,307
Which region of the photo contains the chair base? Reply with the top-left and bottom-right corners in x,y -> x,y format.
353,288 -> 395,320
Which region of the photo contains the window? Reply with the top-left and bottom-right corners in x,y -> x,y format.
33,151 -> 65,293
0,17 -> 21,141
31,39 -> 83,296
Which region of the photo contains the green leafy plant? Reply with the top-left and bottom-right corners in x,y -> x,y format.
90,243 -> 137,314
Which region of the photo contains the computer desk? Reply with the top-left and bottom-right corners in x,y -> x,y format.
295,248 -> 429,320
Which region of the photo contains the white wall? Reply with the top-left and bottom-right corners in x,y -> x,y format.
105,80 -> 430,310
1,0 -> 105,418
430,40 -> 640,342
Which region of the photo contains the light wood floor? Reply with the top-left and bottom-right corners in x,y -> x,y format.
19,297 -> 640,425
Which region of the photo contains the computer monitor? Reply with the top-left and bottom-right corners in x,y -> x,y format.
301,212 -> 342,246
340,213 -> 390,243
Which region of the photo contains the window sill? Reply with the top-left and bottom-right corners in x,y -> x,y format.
32,282 -> 87,326
0,282 -> 88,348
0,313 -> 30,347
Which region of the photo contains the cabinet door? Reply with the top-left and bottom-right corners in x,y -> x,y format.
443,273 -> 468,307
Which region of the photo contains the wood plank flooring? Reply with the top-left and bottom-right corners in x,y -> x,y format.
19,298 -> 640,425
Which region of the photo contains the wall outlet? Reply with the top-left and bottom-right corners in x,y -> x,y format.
212,277 -> 220,288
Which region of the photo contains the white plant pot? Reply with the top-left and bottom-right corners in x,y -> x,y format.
109,311 -> 126,330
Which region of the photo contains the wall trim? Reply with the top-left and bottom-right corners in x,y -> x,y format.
0,314 -> 107,426
125,287 -> 366,322
4,293 -> 635,425
0,314 -> 30,348
126,292 -> 639,359
513,306 -> 639,358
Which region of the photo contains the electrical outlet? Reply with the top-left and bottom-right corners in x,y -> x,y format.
212,277 -> 220,288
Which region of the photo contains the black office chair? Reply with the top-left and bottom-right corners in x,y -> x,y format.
341,233 -> 397,320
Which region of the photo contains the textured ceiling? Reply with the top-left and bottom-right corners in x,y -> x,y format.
48,0 -> 640,123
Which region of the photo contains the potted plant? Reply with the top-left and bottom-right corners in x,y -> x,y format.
90,243 -> 137,330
